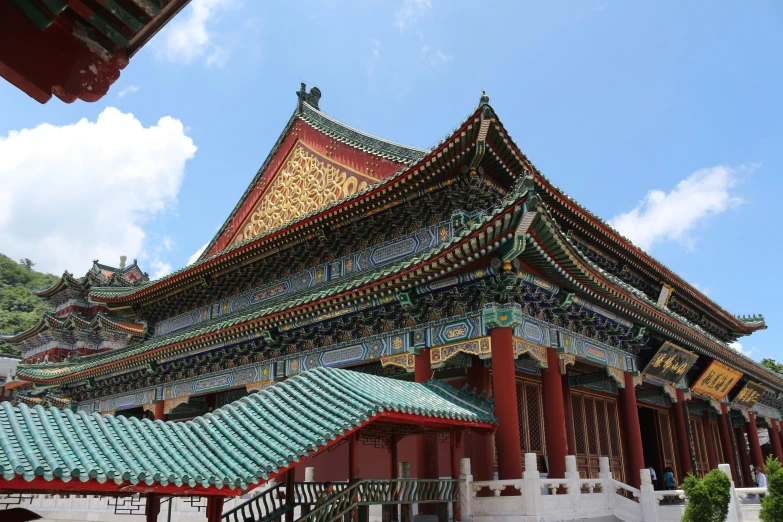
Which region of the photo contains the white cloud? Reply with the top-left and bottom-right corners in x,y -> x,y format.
187,243 -> 209,266
149,260 -> 173,279
117,85 -> 139,97
0,108 -> 196,276
158,0 -> 232,66
394,0 -> 431,32
730,341 -> 758,358
609,165 -> 747,252
421,45 -> 452,67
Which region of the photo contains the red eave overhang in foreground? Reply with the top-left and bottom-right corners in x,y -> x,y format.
0,412 -> 494,497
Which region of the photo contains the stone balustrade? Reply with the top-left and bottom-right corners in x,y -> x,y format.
459,455 -> 768,522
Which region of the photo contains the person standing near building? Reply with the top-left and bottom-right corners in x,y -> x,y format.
755,466 -> 767,500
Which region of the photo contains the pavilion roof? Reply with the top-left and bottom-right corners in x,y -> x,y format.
0,312 -> 145,345
0,368 -> 494,496
33,259 -> 148,299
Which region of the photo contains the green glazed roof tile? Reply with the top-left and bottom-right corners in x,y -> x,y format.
0,368 -> 495,493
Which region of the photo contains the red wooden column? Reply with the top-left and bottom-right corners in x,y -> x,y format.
145,495 -> 160,522
206,497 -> 224,522
670,389 -> 692,481
450,429 -> 461,522
718,404 -> 738,480
541,347 -> 568,479
702,410 -> 718,471
490,327 -> 523,481
747,413 -> 765,472
735,425 -> 754,486
285,469 -> 296,522
772,421 -> 783,462
154,400 -> 167,421
414,349 -> 438,514
389,436 -> 399,522
466,357 -> 494,481
619,372 -> 644,489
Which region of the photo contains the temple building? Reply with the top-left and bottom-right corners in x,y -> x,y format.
2,85 -> 783,521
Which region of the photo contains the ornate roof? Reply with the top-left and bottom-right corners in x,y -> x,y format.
33,259 -> 148,299
0,368 -> 494,495
16,180 -> 529,384
0,312 -> 144,345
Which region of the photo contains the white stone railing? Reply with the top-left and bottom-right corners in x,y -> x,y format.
458,455 -> 767,522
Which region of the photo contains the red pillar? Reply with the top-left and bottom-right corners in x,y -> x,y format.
450,429 -> 461,522
747,413 -> 765,472
154,400 -> 167,421
769,420 -> 783,463
145,494 -> 160,522
349,432 -> 360,483
671,389 -> 692,481
702,410 -> 718,471
490,327 -> 523,480
414,349 -> 438,514
778,421 -> 783,457
206,497 -> 224,522
619,372 -> 644,489
285,468 -> 296,522
562,374 -> 577,456
718,404 -> 738,481
466,357 -> 494,481
390,435 -> 399,522
735,426 -> 753,486
541,347 -> 568,479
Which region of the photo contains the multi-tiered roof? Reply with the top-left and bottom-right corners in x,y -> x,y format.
6,87 -> 778,415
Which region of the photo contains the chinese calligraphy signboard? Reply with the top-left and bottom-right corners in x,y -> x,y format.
732,381 -> 767,410
691,361 -> 743,400
641,341 -> 699,386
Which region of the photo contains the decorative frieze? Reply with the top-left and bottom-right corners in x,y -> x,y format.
430,337 -> 491,369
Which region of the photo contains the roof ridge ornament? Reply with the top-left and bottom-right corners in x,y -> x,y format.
479,90 -> 490,106
296,82 -> 322,112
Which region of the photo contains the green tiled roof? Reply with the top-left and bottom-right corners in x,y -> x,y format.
0,368 -> 494,493
16,181 -> 526,383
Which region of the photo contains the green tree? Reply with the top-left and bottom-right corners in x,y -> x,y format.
0,254 -> 58,355
761,456 -> 783,522
681,469 -> 731,522
761,359 -> 783,375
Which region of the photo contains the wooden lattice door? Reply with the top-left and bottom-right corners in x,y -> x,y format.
570,391 -> 624,481
690,415 -> 710,477
514,380 -> 547,472
710,421 -> 725,464
655,410 -> 678,479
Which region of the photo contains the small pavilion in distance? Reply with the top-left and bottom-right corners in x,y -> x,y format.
1,85 -> 782,522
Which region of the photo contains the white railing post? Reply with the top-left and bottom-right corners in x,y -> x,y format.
565,455 -> 580,514
598,456 -> 613,511
639,468 -> 657,522
523,453 -> 542,516
718,463 -> 741,522
305,467 -> 315,482
459,458 -> 472,522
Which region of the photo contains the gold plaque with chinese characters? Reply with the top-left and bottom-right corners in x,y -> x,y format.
732,381 -> 767,410
641,341 -> 698,386
691,361 -> 743,400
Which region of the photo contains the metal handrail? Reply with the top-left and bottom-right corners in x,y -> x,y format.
222,482 -> 348,522
295,479 -> 461,522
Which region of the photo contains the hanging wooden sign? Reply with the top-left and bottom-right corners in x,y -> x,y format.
732,381 -> 767,410
641,341 -> 698,386
690,360 -> 743,400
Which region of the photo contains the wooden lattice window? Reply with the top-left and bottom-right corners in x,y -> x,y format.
511,379 -> 547,472
710,421 -> 724,464
656,410 -> 678,479
690,415 -> 710,478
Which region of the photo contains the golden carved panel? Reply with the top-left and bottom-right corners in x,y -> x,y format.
237,143 -> 375,244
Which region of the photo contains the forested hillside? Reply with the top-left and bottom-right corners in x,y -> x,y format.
0,254 -> 59,355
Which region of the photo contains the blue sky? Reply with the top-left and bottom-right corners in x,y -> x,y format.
0,1 -> 781,361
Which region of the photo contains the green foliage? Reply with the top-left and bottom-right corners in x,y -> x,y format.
761,456 -> 783,522
0,254 -> 59,355
681,469 -> 731,522
762,359 -> 783,376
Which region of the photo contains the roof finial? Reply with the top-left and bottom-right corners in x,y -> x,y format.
480,90 -> 490,106
296,83 -> 322,112
119,255 -> 127,270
